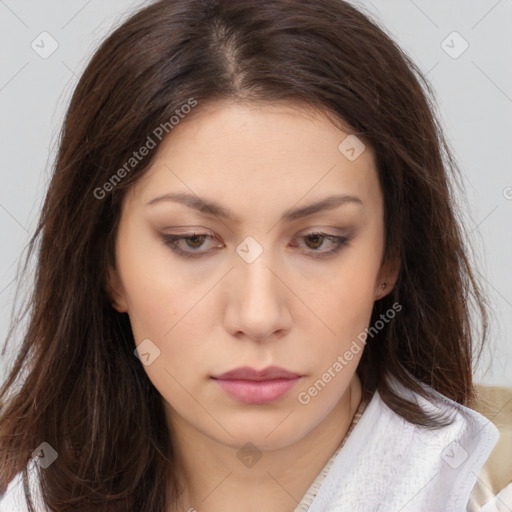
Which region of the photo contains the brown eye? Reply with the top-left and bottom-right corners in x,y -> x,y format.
162,232 -> 223,259
303,233 -> 325,249
292,231 -> 349,259
184,234 -> 208,249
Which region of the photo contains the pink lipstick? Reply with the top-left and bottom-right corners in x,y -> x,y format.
211,366 -> 303,404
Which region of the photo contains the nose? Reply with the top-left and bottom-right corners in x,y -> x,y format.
224,248 -> 292,342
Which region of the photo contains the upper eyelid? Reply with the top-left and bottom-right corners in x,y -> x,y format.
162,230 -> 345,241
160,226 -> 348,236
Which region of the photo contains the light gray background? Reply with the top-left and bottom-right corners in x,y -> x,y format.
0,1 -> 511,385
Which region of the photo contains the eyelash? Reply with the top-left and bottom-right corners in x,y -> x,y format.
162,231 -> 349,260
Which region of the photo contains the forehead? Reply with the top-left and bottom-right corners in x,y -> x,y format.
158,99 -> 367,158
125,100 -> 381,218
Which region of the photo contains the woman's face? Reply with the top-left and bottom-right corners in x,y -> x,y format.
107,100 -> 397,451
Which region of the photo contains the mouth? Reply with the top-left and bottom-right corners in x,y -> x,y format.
210,365 -> 303,404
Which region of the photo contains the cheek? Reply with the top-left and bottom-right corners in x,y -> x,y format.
115,224 -> 189,339
121,267 -> 174,341
116,232 -> 215,378
118,219 -> 207,339
317,249 -> 382,340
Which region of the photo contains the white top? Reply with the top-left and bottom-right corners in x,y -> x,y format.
0,462 -> 42,511
297,378 -> 502,512
0,379 -> 504,512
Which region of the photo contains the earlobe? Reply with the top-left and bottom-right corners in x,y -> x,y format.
375,251 -> 400,300
375,281 -> 394,301
375,281 -> 388,301
105,266 -> 128,312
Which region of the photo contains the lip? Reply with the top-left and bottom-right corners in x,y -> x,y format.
212,365 -> 302,381
211,366 -> 303,404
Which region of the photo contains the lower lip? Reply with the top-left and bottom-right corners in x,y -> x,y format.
212,377 -> 301,404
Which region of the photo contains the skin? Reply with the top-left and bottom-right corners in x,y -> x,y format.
106,100 -> 399,512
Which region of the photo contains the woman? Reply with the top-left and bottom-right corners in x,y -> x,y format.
0,0 -> 504,510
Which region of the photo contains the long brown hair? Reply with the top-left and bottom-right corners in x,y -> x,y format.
0,0 -> 489,510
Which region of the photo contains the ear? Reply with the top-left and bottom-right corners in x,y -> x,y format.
374,248 -> 400,301
105,265 -> 129,313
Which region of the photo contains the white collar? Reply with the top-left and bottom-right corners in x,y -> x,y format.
307,380 -> 499,512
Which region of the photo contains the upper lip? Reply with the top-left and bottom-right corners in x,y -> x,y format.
212,365 -> 302,381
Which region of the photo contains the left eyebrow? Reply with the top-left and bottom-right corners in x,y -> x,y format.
146,192 -> 363,223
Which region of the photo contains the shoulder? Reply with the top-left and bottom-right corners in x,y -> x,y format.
392,379 -> 500,459
0,463 -> 47,512
0,471 -> 29,512
361,377 -> 500,466
467,385 -> 512,511
309,377 -> 500,512
374,378 -> 500,510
